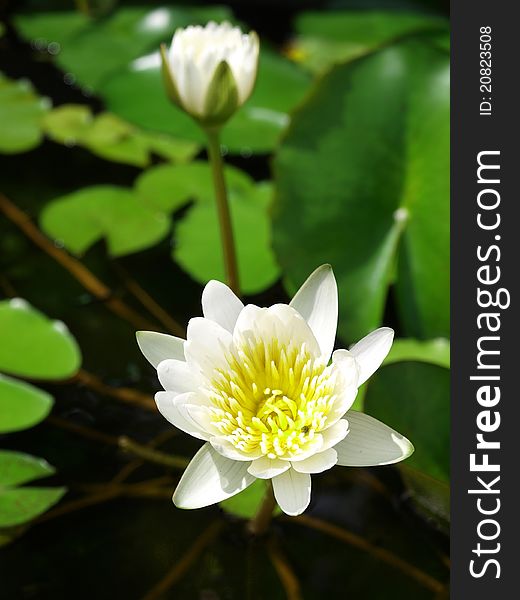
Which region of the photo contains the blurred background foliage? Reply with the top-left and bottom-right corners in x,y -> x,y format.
0,0 -> 449,598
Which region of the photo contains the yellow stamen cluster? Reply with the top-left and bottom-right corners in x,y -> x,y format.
204,335 -> 341,460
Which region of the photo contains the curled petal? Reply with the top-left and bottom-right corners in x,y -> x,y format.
202,280 -> 244,333
136,331 -> 185,368
349,328 -> 394,386
289,264 -> 338,360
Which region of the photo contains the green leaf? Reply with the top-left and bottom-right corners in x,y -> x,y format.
0,375 -> 53,434
41,104 -> 199,166
0,299 -> 81,379
0,450 -> 55,487
40,185 -> 170,257
100,47 -> 311,153
41,104 -> 92,144
15,6 -> 233,90
0,487 -> 66,527
291,11 -> 448,74
135,161 -> 253,213
352,337 -> 450,412
296,10 -> 448,40
364,361 -> 449,482
384,338 -> 450,368
400,465 -> 450,531
174,181 -> 280,294
0,73 -> 49,154
137,131 -> 198,163
220,479 -> 280,519
272,39 -> 449,343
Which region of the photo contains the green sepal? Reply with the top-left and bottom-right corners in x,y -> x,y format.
200,60 -> 239,129
159,43 -> 182,108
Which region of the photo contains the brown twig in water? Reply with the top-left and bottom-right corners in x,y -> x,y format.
266,537 -> 303,600
73,369 -> 155,411
38,479 -> 175,524
47,415 -> 120,446
48,415 -> 189,469
141,521 -> 223,600
113,262 -> 185,337
118,437 -> 189,469
37,490 -> 120,524
111,428 -> 179,484
287,514 -> 446,595
0,192 -> 160,332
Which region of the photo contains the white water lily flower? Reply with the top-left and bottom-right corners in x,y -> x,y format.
136,265 -> 414,516
160,21 -> 259,127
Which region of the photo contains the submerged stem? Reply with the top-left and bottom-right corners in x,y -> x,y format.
247,481 -> 277,536
205,128 -> 240,295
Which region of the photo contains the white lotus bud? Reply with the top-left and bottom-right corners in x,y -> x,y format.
160,21 -> 260,129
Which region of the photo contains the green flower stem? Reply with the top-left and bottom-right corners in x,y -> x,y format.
247,481 -> 277,535
205,128 -> 240,295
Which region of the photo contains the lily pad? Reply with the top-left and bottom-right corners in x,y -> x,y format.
0,450 -> 65,528
0,375 -> 53,434
40,185 -> 171,257
0,73 -> 49,154
0,488 -> 66,527
41,104 -> 199,167
135,161 -> 253,212
352,336 -> 450,412
0,450 -> 55,487
290,11 -> 447,74
364,361 -> 449,482
272,39 -> 449,342
384,338 -> 450,369
0,299 -> 81,380
174,182 -> 280,294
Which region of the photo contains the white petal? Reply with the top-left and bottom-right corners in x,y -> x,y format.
332,349 -> 359,388
209,436 -> 263,461
272,469 -> 311,516
247,456 -> 290,479
289,265 -> 338,360
292,448 -> 338,474
136,331 -> 185,368
325,350 -> 360,424
201,280 -> 244,333
155,391 -> 210,440
185,317 -> 234,378
173,442 -> 255,509
157,359 -> 198,394
349,327 -> 394,386
335,410 -> 414,467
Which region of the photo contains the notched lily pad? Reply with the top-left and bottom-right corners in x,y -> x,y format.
0,451 -> 65,528
40,185 -> 171,257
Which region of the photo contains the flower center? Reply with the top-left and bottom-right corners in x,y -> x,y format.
204,335 -> 340,460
